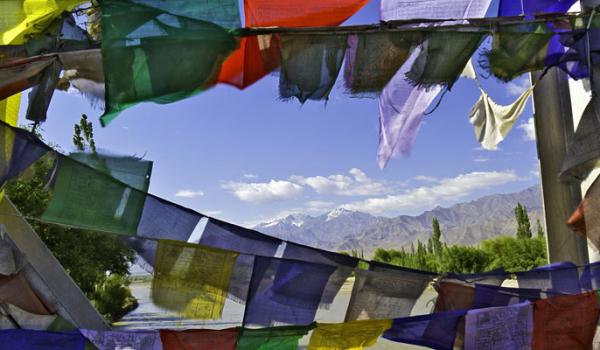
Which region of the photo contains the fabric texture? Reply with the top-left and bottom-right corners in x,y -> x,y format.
151,240 -> 238,319
485,25 -> 555,81
0,303 -> 56,330
69,152 -> 152,192
532,291 -> 600,350
136,195 -> 203,242
237,325 -> 314,350
344,32 -> 421,96
80,329 -> 163,350
0,272 -> 51,315
376,0 -> 491,168
0,94 -> 21,126
244,256 -> 337,326
99,0 -> 239,125
381,0 -> 492,21
345,267 -> 433,321
0,120 -> 49,186
0,329 -> 86,350
434,281 -> 476,312
279,34 -> 347,103
560,98 -> 600,181
464,301 -> 533,350
200,218 -> 282,257
469,85 -> 534,150
0,56 -> 56,101
473,284 -> 543,308
218,0 -> 368,89
25,59 -> 61,122
281,242 -> 358,306
0,0 -> 85,45
160,328 -> 238,350
308,319 -> 392,350
498,0 -> 578,18
445,269 -> 507,286
516,262 -> 582,294
406,31 -> 485,89
383,310 -> 467,350
41,156 -> 146,235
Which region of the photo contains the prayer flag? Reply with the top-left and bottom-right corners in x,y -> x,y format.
0,94 -> 20,126
473,284 -> 542,308
0,56 -> 56,101
0,121 -> 48,186
80,329 -> 163,350
532,291 -> 600,349
308,319 -> 392,350
99,0 -> 239,125
344,32 -> 421,96
151,240 -> 238,320
499,0 -> 578,17
561,98 -> 600,181
237,325 -> 313,350
469,85 -> 534,150
244,256 -> 337,326
282,242 -> 358,305
464,301 -> 533,350
0,0 -> 85,45
515,262 -> 582,294
345,267 -> 433,321
218,0 -> 368,89
383,310 -> 467,350
0,329 -> 86,350
41,156 -> 146,235
279,34 -> 347,103
0,272 -> 51,315
200,218 -> 282,257
0,304 -> 56,330
434,281 -> 476,312
160,328 -> 238,350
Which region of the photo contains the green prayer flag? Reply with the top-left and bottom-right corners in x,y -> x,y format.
237,325 -> 314,350
99,0 -> 240,125
485,24 -> 553,81
406,31 -> 485,89
42,156 -> 145,235
69,152 -> 152,192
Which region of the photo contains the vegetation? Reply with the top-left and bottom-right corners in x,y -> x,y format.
373,202 -> 548,274
4,120 -> 138,322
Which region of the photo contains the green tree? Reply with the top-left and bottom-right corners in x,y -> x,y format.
515,203 -> 532,239
439,245 -> 490,274
73,114 -> 96,153
536,219 -> 545,238
481,235 -> 547,272
432,217 -> 443,255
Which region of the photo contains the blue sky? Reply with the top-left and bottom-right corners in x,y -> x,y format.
18,0 -> 541,226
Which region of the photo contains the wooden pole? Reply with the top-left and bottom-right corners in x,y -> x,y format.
531,68 -> 589,265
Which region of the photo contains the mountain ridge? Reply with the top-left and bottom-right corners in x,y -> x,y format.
255,185 -> 543,256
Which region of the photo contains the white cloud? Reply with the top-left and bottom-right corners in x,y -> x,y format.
243,173 -> 258,179
506,78 -> 531,97
291,168 -> 388,196
414,175 -> 438,182
341,170 -> 520,215
518,117 -> 536,141
473,157 -> 489,163
223,180 -> 303,203
175,190 -> 205,198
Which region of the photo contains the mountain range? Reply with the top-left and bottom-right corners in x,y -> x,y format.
254,185 -> 544,256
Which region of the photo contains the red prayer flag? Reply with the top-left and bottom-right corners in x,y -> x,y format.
532,291 -> 600,350
159,328 -> 238,350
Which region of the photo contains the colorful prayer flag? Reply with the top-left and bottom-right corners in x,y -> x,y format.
308,319 -> 392,350
160,328 -> 238,350
151,240 -> 238,320
237,325 -> 313,350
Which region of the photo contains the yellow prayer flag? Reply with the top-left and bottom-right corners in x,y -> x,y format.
151,240 -> 238,320
0,93 -> 20,177
308,319 -> 393,350
0,0 -> 85,45
0,93 -> 21,126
